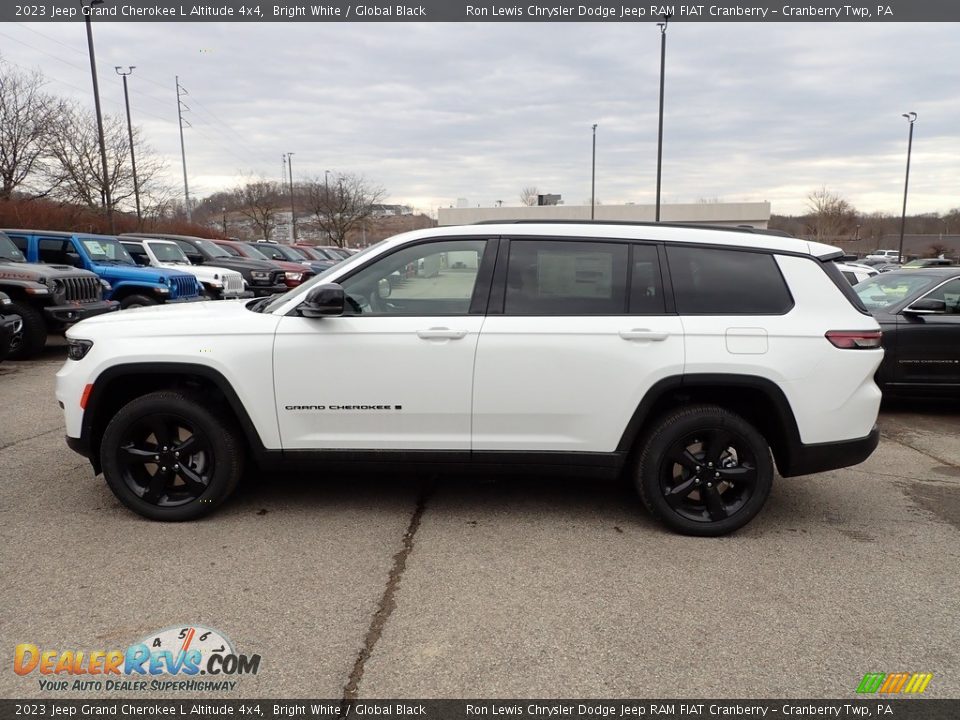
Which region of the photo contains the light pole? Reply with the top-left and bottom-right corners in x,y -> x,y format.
654,13 -> 671,222
591,123 -> 598,220
222,207 -> 227,236
84,0 -> 113,233
324,170 -> 330,192
286,152 -> 297,242
115,66 -> 141,227
898,112 -> 917,264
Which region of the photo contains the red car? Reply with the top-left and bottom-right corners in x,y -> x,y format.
212,240 -> 315,289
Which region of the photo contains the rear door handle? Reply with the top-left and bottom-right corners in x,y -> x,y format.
417,327 -> 468,340
619,329 -> 670,341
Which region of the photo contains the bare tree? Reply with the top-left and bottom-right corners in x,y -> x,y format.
43,100 -> 164,213
233,179 -> 282,240
519,186 -> 539,207
0,57 -> 61,200
805,187 -> 857,242
302,173 -> 386,247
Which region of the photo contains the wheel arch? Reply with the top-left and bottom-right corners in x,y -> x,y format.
617,374 -> 804,477
81,362 -> 269,474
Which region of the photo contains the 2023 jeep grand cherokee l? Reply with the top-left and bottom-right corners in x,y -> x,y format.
57,222 -> 883,536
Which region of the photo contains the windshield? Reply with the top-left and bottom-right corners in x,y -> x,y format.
0,232 -> 26,262
854,274 -> 939,312
149,242 -> 190,264
80,237 -> 135,265
242,244 -> 271,260
194,238 -> 232,258
259,238 -> 389,314
277,245 -> 307,261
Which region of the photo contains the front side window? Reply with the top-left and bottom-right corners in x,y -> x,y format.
504,240 -> 629,315
919,278 -> 960,313
38,238 -> 73,264
340,239 -> 488,316
122,243 -> 151,266
667,246 -> 793,315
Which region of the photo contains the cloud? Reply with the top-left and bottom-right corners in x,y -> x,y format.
4,20 -> 957,215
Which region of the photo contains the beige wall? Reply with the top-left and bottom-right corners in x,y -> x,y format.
438,202 -> 771,228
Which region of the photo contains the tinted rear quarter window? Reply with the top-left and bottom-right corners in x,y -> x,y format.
666,246 -> 793,315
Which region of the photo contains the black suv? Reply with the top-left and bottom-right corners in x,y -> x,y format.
0,231 -> 118,359
123,234 -> 286,297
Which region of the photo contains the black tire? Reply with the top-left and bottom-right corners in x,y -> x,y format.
119,294 -> 158,310
635,404 -> 773,537
100,390 -> 244,521
5,301 -> 47,359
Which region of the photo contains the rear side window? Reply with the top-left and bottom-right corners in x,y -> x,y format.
504,240 -> 629,315
38,238 -> 72,264
667,246 -> 793,315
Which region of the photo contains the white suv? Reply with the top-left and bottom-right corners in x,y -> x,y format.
120,237 -> 250,300
57,223 -> 883,535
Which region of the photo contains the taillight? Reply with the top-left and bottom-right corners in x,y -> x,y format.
825,330 -> 882,349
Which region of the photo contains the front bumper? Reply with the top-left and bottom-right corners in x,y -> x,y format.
43,299 -> 120,325
251,283 -> 288,297
777,425 -> 880,477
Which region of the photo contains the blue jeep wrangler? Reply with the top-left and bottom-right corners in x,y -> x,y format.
4,230 -> 204,309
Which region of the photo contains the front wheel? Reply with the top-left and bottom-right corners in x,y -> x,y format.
100,391 -> 244,521
119,294 -> 158,310
635,405 -> 773,536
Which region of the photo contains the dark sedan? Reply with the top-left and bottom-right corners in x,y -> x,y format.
854,269 -> 960,396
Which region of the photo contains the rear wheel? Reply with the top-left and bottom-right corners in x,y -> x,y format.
5,301 -> 46,359
119,294 -> 158,309
100,391 -> 243,521
636,405 -> 773,536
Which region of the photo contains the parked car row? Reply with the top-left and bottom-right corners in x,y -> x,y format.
0,228 -> 348,359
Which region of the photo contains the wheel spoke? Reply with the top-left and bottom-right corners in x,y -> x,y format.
144,417 -> 172,449
702,484 -> 728,521
119,445 -> 157,466
668,448 -> 701,472
704,431 -> 732,466
718,464 -> 757,485
142,470 -> 168,503
176,463 -> 208,495
664,476 -> 697,507
174,434 -> 202,457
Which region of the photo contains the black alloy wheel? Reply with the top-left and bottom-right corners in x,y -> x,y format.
636,405 -> 773,536
100,391 -> 243,520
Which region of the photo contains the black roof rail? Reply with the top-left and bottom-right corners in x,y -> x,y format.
468,219 -> 794,238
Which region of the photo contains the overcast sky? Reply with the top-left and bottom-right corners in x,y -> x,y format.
2,21 -> 957,216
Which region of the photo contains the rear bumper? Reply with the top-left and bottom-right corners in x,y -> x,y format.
43,300 -> 119,325
778,425 -> 880,477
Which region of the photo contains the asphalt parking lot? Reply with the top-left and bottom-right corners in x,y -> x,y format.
1,345 -> 958,700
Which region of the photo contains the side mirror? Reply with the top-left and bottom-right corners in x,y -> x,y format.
377,278 -> 392,299
299,283 -> 345,318
190,255 -> 204,265
65,252 -> 84,268
904,298 -> 946,314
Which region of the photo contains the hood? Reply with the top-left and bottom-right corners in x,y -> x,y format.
0,261 -> 100,282
205,256 -> 279,272
92,262 -> 191,285
67,297 -> 280,339
156,262 -> 239,282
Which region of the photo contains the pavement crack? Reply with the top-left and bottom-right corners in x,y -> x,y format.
0,426 -> 63,452
880,430 -> 960,471
341,483 -> 433,702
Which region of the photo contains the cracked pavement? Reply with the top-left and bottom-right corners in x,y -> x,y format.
1,346 -> 958,699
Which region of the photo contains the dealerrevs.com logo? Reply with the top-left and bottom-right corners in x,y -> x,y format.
14,625 -> 261,692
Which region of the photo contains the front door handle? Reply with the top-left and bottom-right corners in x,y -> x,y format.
417,327 -> 468,340
619,329 -> 670,341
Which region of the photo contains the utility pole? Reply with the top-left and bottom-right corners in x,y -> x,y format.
287,152 -> 297,242
591,123 -> 598,220
115,66 -> 141,227
655,13 -> 671,222
176,76 -> 192,222
84,0 -> 113,233
897,112 -> 917,265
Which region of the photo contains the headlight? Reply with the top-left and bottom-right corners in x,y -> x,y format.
153,287 -> 170,294
67,338 -> 94,361
285,272 -> 303,281
251,271 -> 269,280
